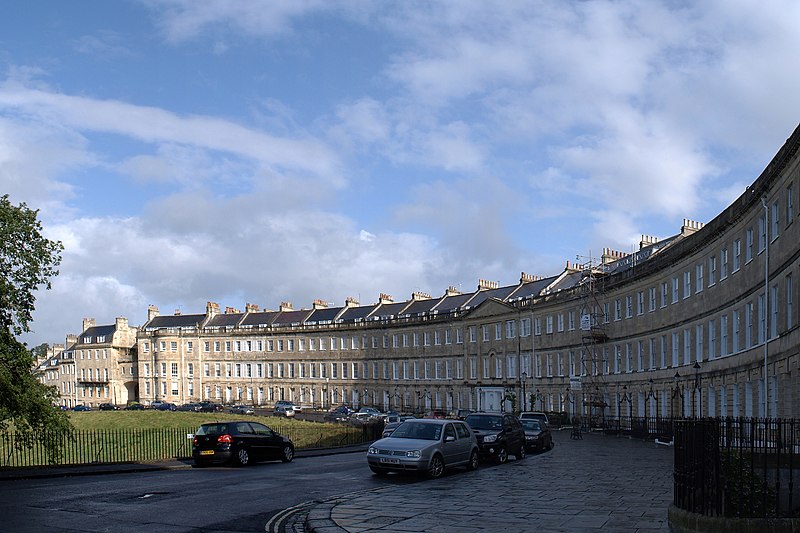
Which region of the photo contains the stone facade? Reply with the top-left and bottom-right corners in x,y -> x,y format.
39,123 -> 800,417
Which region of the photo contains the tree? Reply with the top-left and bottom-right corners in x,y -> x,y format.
0,195 -> 72,462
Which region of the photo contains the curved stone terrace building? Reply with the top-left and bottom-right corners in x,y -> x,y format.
137,123 -> 800,420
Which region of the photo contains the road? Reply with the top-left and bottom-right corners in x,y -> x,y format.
0,451 -> 401,532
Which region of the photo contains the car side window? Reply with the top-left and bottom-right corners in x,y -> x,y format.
455,423 -> 470,439
251,423 -> 273,436
444,423 -> 456,440
236,422 -> 253,434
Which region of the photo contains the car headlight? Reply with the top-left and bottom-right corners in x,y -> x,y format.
406,450 -> 421,458
483,435 -> 498,443
368,447 -> 378,454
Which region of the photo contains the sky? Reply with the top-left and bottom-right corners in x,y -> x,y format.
2,1 -> 800,347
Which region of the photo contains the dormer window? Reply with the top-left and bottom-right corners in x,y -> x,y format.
83,336 -> 91,344
97,335 -> 105,343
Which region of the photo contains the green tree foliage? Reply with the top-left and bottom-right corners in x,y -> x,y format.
30,342 -> 50,360
0,195 -> 72,463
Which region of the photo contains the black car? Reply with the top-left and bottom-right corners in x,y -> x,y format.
156,402 -> 177,411
521,418 -> 554,452
177,403 -> 201,412
197,401 -> 224,412
124,402 -> 145,410
464,412 -> 526,464
98,403 -> 118,411
324,405 -> 352,422
192,421 -> 294,467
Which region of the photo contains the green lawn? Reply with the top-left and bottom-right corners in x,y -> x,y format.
1,412 -> 376,468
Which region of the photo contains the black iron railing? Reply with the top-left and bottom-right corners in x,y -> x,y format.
673,418 -> 800,519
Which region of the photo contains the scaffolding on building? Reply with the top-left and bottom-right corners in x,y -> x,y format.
575,253 -> 610,429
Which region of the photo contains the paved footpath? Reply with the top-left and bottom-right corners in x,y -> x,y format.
280,430 -> 674,533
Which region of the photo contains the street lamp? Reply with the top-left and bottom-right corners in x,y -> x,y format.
692,361 -> 701,418
520,371 -> 528,413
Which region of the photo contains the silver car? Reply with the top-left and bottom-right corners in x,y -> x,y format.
367,419 -> 479,478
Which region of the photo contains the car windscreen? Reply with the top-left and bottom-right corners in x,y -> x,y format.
521,420 -> 542,431
196,423 -> 228,436
390,422 -> 442,440
466,415 -> 503,430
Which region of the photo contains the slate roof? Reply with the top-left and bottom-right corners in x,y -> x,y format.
433,292 -> 476,313
506,276 -> 559,301
272,309 -> 314,327
205,313 -> 243,328
76,325 -> 117,345
239,311 -> 280,327
144,314 -> 205,330
338,304 -> 379,322
369,301 -> 412,319
306,306 -> 342,324
467,285 -> 520,308
402,297 -> 440,316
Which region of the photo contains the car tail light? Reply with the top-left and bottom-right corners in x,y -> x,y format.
217,434 -> 233,444
192,436 -> 198,446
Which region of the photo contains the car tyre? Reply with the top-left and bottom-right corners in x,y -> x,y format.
466,450 -> 479,471
235,447 -> 250,466
281,444 -> 294,463
516,445 -> 526,460
427,454 -> 444,479
496,447 -> 508,464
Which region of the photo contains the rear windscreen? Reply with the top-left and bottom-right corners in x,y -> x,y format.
196,424 -> 228,436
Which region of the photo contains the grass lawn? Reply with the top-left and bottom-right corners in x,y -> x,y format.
67,410 -> 325,432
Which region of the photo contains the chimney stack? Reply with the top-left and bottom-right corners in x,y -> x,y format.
82,318 -> 96,332
280,301 -> 293,312
206,301 -> 220,318
312,299 -> 328,309
147,305 -> 160,321
245,303 -> 260,313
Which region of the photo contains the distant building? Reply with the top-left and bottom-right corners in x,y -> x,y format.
39,318 -> 138,408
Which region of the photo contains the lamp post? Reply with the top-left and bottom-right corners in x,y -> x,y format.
762,196 -> 769,419
363,387 -> 369,409
692,361 -> 702,418
672,371 -> 684,419
520,371 -> 528,413
324,377 -> 329,410
644,378 -> 657,420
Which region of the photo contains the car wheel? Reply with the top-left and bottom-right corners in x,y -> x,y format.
369,466 -> 387,476
516,445 -> 526,460
235,447 -> 250,467
466,450 -> 479,471
427,454 -> 444,479
281,444 -> 294,463
496,447 -> 508,464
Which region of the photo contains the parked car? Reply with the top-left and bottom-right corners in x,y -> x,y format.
98,403 -> 118,411
156,402 -> 177,411
384,410 -> 402,423
273,405 -> 296,417
229,404 -> 255,415
424,410 -> 446,419
177,403 -> 201,412
192,421 -> 294,467
275,400 -> 301,412
382,421 -> 402,438
521,418 -> 554,452
73,404 -> 92,411
197,401 -> 224,412
324,405 -> 352,422
367,419 -> 479,478
454,409 -> 475,420
520,411 -> 550,427
124,402 -> 145,410
465,412 -> 526,464
357,407 -> 383,418
150,401 -> 165,409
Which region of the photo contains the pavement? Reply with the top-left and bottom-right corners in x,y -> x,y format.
275,429 -> 675,533
0,429 -> 675,533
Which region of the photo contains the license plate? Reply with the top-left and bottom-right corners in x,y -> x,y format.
200,450 -> 214,456
380,458 -> 400,464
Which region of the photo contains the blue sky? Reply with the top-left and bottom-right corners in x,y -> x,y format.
3,1 -> 800,347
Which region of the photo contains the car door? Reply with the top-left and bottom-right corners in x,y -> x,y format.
454,422 -> 473,464
441,423 -> 460,465
234,422 -> 261,460
251,422 -> 283,459
503,415 -> 522,454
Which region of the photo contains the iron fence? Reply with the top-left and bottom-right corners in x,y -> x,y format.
0,423 -> 382,468
673,417 -> 800,519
